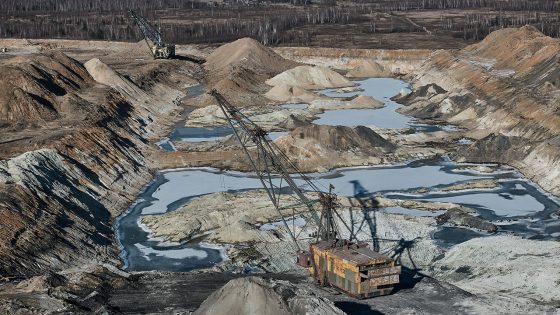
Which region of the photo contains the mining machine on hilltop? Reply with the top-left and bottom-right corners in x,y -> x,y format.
129,10 -> 175,59
210,90 -> 401,299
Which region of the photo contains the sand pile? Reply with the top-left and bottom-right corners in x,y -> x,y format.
202,38 -> 298,107
194,276 -> 345,315
346,59 -> 390,78
84,58 -> 152,108
205,38 -> 296,79
264,83 -> 324,103
266,65 -> 354,90
310,95 -> 384,110
0,51 -> 93,126
431,235 -> 560,304
465,25 -> 560,72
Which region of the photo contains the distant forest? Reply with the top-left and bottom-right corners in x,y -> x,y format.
0,0 -> 559,46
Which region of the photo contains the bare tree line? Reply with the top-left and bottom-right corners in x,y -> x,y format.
367,0 -> 560,12
441,12 -> 560,39
0,0 -> 559,46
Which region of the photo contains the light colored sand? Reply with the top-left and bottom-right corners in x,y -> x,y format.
266,65 -> 354,90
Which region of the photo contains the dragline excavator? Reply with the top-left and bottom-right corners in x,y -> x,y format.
129,10 -> 175,59
210,90 -> 401,299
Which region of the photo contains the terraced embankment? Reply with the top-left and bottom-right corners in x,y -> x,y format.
0,49 -> 197,276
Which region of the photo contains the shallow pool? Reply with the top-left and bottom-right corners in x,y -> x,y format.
116,159 -> 559,271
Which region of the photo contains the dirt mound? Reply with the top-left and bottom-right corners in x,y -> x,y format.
266,65 -> 354,90
274,125 -> 395,170
204,38 -> 298,106
288,125 -> 394,152
0,51 -> 93,127
205,38 -> 296,79
193,276 -> 344,315
264,83 -> 323,103
395,83 -> 446,104
84,58 -> 151,106
309,95 -> 384,111
453,133 -> 528,163
346,59 -> 390,78
465,25 -> 560,72
349,95 -> 384,107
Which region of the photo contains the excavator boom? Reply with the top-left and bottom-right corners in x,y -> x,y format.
210,90 -> 401,299
130,10 -> 175,59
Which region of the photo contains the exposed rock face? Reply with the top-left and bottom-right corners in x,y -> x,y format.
453,134 -> 560,196
398,26 -> 560,196
274,47 -> 432,75
0,51 -> 94,127
266,65 -> 354,90
0,52 -> 188,276
453,133 -> 529,163
0,264 -> 132,314
194,276 -> 345,315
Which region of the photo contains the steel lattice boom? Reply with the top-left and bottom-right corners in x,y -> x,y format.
210,90 -> 345,244
210,90 -> 401,298
129,10 -> 175,59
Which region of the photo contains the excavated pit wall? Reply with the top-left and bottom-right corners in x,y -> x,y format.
274,47 -> 433,74
0,55 -> 188,276
276,43 -> 560,197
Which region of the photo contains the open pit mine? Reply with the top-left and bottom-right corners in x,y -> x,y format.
0,23 -> 559,315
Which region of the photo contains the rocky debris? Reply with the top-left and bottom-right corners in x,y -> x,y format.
0,51 -> 185,276
0,51 -> 94,128
266,65 -> 354,90
436,209 -> 497,232
0,264 -> 132,314
345,59 -> 390,78
430,235 -> 560,307
193,276 -> 345,315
